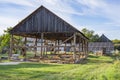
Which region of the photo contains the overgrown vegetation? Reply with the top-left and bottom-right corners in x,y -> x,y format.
0,54 -> 120,80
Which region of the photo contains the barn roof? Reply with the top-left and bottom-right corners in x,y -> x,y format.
9,6 -> 88,40
97,34 -> 112,42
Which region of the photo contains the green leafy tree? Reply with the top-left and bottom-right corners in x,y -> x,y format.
0,27 -> 23,54
112,39 -> 120,50
0,27 -> 12,53
81,28 -> 100,42
112,39 -> 120,44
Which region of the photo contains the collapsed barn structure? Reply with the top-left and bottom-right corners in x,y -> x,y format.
9,6 -> 88,63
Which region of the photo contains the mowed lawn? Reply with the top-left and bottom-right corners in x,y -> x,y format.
0,54 -> 120,80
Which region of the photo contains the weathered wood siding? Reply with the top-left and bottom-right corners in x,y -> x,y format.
10,6 -> 79,34
88,42 -> 114,54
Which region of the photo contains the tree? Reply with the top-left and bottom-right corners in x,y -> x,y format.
81,28 -> 99,42
112,39 -> 120,50
0,27 -> 23,54
0,27 -> 12,53
112,39 -> 120,44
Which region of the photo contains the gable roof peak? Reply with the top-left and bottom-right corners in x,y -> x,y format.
97,34 -> 112,42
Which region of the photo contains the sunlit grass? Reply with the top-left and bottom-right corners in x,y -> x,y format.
0,54 -> 120,80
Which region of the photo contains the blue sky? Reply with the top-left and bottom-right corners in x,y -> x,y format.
0,0 -> 120,40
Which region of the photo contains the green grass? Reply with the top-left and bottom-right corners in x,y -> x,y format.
0,54 -> 120,80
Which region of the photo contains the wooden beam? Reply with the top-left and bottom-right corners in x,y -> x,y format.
76,32 -> 88,41
24,37 -> 27,60
34,37 -> 37,57
58,40 -> 60,54
9,34 -> 13,59
54,41 -> 57,54
40,33 -> 44,57
73,33 -> 76,61
62,35 -> 74,43
50,35 -> 74,51
65,42 -> 66,54
78,37 -> 81,59
82,39 -> 84,52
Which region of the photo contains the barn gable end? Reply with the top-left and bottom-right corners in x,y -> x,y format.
10,6 -> 79,35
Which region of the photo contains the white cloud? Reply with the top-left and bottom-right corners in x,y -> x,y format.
0,0 -> 34,7
76,0 -> 120,25
0,0 -> 120,39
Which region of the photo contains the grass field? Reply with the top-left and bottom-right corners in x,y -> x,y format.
0,54 -> 120,80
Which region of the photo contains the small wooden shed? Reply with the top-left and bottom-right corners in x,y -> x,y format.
89,34 -> 114,55
9,6 -> 88,63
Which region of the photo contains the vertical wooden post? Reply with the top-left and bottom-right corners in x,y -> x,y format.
43,39 -> 46,56
84,40 -> 86,58
73,33 -> 76,61
54,41 -> 57,54
86,41 -> 88,57
45,40 -> 47,55
81,39 -> 83,52
9,34 -> 13,60
83,39 -> 85,58
83,39 -> 86,58
40,33 -> 44,58
50,40 -> 53,54
81,39 -> 83,58
71,40 -> 73,54
65,42 -> 66,54
24,37 -> 27,60
58,40 -> 60,54
34,37 -> 37,57
79,37 -> 81,59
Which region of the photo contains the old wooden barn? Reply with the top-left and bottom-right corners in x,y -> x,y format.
88,34 -> 114,55
9,6 -> 88,63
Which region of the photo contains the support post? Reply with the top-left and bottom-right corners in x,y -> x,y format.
40,33 -> 44,58
79,37 -> 81,59
24,37 -> 27,60
9,34 -> 13,60
45,40 -> 47,56
34,37 -> 37,57
83,39 -> 85,58
58,40 -> 60,54
85,41 -> 88,58
73,33 -> 76,61
54,41 -> 57,54
65,42 -> 66,54
83,39 -> 86,58
81,39 -> 84,52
